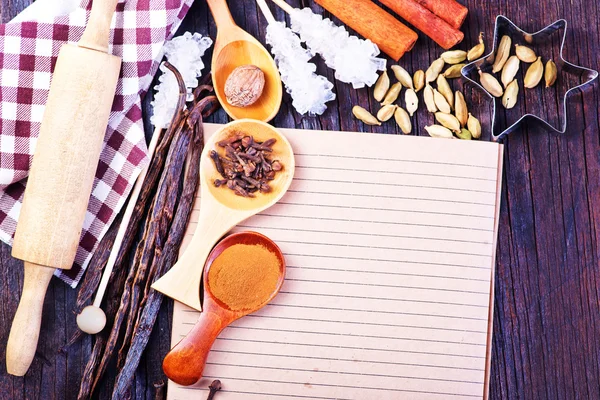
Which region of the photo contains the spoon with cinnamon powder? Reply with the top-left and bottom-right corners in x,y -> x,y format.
162,231 -> 285,386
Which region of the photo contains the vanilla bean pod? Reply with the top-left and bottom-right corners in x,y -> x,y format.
88,117 -> 188,395
154,381 -> 166,400
77,247 -> 131,399
72,62 -> 187,318
61,214 -> 121,350
117,95 -> 215,371
116,113 -> 192,369
111,96 -> 215,399
82,63 -> 188,398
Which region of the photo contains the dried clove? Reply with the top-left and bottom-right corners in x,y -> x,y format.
211,134 -> 283,197
207,380 -> 222,400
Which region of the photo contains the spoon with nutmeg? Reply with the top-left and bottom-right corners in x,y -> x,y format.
207,0 -> 282,121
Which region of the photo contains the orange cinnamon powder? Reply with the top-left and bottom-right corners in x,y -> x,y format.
207,244 -> 281,311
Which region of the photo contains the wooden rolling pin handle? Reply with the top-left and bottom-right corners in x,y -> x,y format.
6,262 -> 55,376
206,0 -> 237,29
79,0 -> 121,53
162,311 -> 224,386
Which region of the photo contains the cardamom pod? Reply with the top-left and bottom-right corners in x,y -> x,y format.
515,44 -> 537,63
425,125 -> 453,139
381,82 -> 402,105
467,113 -> 481,139
467,32 -> 485,61
405,88 -> 419,116
545,59 -> 557,87
436,75 -> 454,110
433,88 -> 451,114
391,65 -> 414,89
492,35 -> 511,73
456,128 -> 472,140
394,106 -> 412,134
373,70 -> 390,102
454,91 -> 468,127
443,64 -> 466,79
502,79 -> 519,109
377,104 -> 397,122
435,112 -> 461,133
478,69 -> 503,97
413,70 -> 425,92
524,56 -> 543,88
425,58 -> 445,83
501,55 -> 520,88
441,50 -> 467,64
424,84 -> 438,113
353,105 -> 381,126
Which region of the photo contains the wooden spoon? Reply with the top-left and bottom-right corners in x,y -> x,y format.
151,119 -> 294,310
162,231 -> 286,386
207,0 -> 282,121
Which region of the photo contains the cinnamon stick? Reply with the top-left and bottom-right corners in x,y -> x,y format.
413,0 -> 468,30
379,0 -> 463,49
314,0 -> 417,61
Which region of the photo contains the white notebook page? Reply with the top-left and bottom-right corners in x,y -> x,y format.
168,124 -> 503,400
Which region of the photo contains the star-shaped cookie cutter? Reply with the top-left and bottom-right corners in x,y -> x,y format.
461,16 -> 598,141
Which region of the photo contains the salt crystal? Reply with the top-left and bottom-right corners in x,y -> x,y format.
151,32 -> 213,129
289,8 -> 386,89
266,21 -> 335,115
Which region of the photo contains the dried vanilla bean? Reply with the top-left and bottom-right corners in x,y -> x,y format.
89,112 -> 190,394
81,62 -> 188,399
62,214 -> 121,350
77,254 -> 130,399
111,96 -> 212,399
154,381 -> 166,400
116,108 -> 192,369
72,61 -> 189,320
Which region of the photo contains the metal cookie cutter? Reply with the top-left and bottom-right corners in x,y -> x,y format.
462,15 -> 598,141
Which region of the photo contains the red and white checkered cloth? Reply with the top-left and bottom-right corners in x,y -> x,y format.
0,0 -> 194,287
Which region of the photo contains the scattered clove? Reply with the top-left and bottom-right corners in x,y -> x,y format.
207,380 -> 222,400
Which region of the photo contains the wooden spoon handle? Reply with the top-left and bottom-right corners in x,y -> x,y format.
79,0 -> 121,53
6,262 -> 55,376
163,311 -> 224,386
206,0 -> 237,29
151,204 -> 238,310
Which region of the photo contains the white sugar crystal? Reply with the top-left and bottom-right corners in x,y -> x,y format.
266,21 -> 335,115
289,8 -> 386,89
151,32 -> 213,129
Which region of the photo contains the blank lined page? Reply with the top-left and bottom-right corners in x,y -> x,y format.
168,124 -> 503,400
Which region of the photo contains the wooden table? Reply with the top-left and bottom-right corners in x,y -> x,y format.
1,0 -> 599,399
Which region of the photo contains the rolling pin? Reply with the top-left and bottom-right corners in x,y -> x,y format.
6,0 -> 121,376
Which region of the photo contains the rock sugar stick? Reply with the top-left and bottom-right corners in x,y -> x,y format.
314,0 -> 417,61
256,0 -> 335,115
7,0 -> 121,376
270,0 -> 386,88
414,0 -> 468,30
379,0 -> 463,49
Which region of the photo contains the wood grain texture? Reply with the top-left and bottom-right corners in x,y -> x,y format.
1,0 -> 599,399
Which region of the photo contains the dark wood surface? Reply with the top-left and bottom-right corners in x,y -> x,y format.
1,0 -> 599,399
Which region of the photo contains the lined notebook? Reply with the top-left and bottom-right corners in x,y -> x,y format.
168,124 -> 503,400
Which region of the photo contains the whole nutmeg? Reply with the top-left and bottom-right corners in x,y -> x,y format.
224,65 -> 265,107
